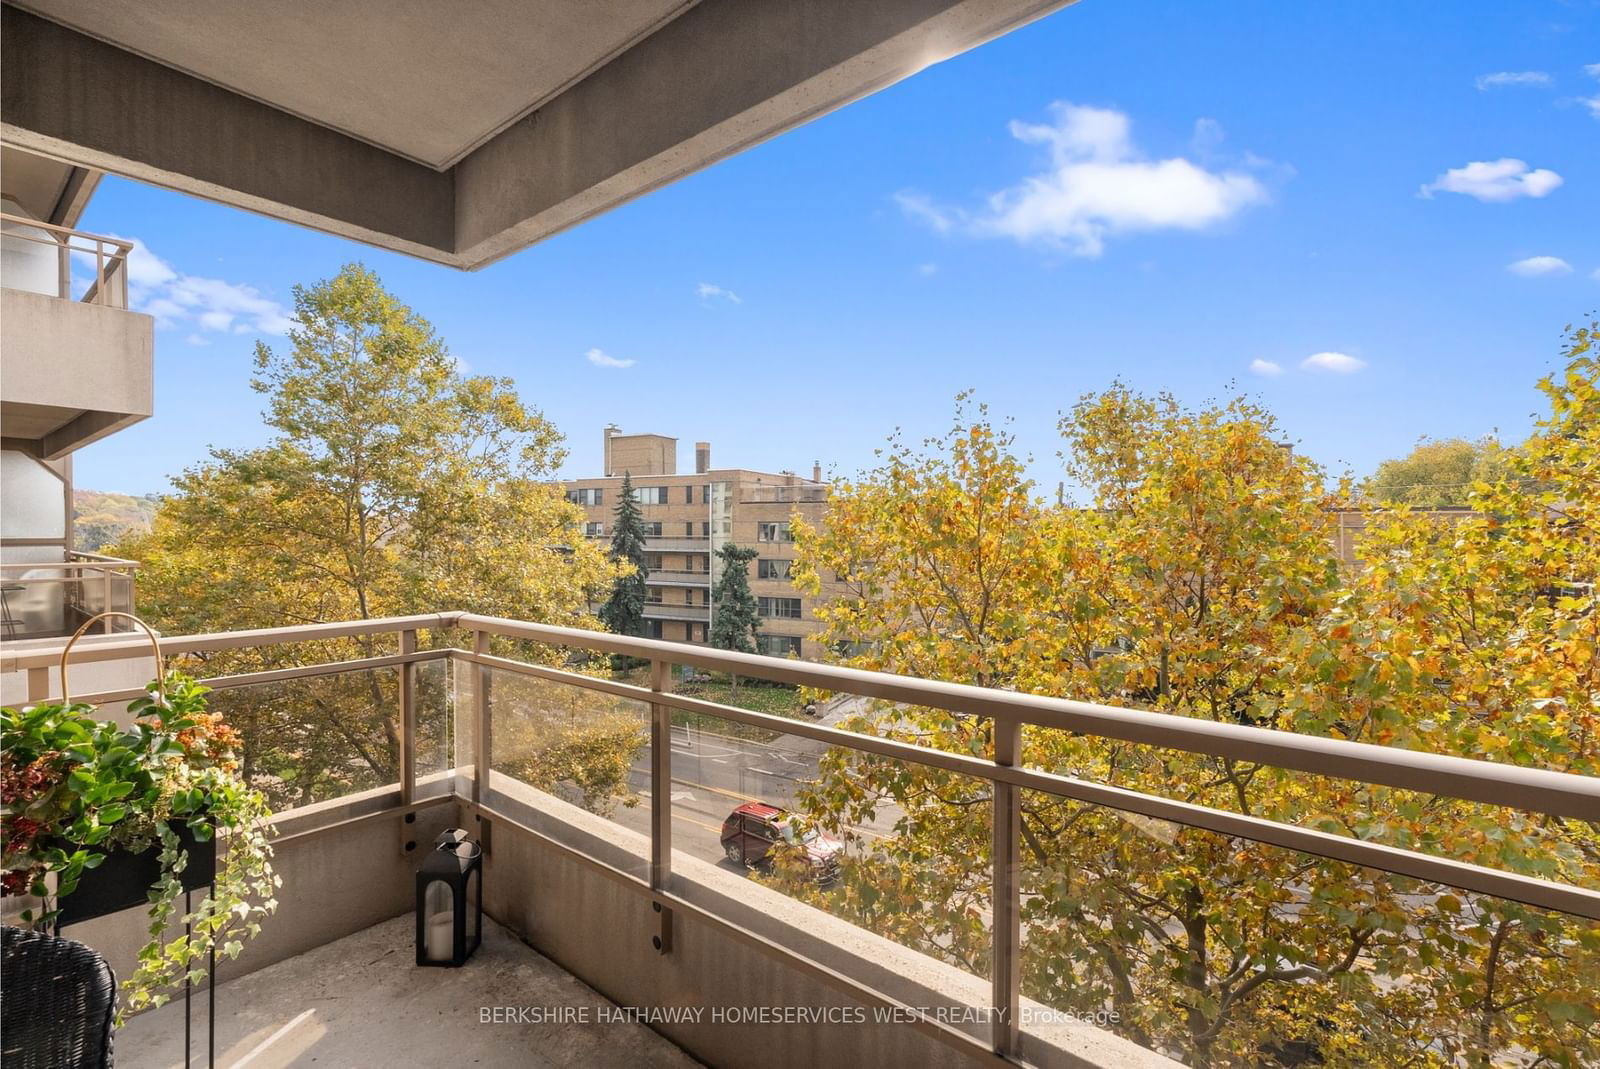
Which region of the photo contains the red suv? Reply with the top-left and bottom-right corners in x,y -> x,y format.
720,802 -> 842,882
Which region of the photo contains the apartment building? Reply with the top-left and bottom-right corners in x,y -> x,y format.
564,426 -> 843,659
0,145 -> 155,700
0,147 -> 151,637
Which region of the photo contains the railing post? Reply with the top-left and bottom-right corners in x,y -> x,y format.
992,716 -> 1022,1057
399,629 -> 417,805
102,569 -> 113,633
650,658 -> 673,891
56,233 -> 70,300
473,630 -> 491,806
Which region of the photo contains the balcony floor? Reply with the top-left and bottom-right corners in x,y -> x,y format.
118,914 -> 702,1068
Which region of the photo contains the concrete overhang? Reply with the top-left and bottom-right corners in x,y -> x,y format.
0,288 -> 154,458
1,0 -> 1074,270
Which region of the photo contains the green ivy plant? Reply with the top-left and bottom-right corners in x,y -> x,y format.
2,673 -> 278,1019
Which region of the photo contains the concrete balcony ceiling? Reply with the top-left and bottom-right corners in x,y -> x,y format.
0,0 -> 1076,268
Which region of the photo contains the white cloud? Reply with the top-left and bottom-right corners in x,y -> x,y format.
1475,71 -> 1552,90
585,347 -> 635,369
893,191 -> 959,234
1249,358 -> 1283,376
1301,351 -> 1367,374
1507,255 -> 1572,277
696,282 -> 742,304
1586,63 -> 1600,79
1578,94 -> 1600,120
77,236 -> 293,336
1592,267 -> 1600,282
916,262 -> 939,276
896,103 -> 1271,257
1419,158 -> 1563,202
184,333 -> 210,347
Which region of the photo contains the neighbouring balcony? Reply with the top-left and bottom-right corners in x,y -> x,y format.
646,570 -> 712,588
0,550 -> 138,641
643,536 -> 711,553
0,213 -> 153,458
2,613 -> 1596,1069
642,602 -> 710,623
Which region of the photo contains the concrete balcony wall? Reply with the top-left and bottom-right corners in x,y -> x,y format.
0,784 -> 459,996
480,777 -> 1178,1069
0,287 -> 153,457
643,603 -> 710,623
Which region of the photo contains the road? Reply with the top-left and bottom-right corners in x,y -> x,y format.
610,720 -> 896,870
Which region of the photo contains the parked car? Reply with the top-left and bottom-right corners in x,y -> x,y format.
719,802 -> 841,882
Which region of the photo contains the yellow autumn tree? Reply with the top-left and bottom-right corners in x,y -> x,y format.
782,327 -> 1599,1066
114,264 -> 638,811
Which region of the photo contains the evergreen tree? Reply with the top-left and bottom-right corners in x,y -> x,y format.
598,473 -> 649,637
709,542 -> 760,653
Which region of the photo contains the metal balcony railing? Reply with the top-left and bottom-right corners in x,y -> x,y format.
642,602 -> 709,622
0,213 -> 134,309
5,612 -> 1597,1065
0,552 -> 139,640
644,570 -> 712,587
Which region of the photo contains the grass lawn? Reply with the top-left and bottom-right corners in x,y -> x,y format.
610,666 -> 813,741
673,677 -> 811,741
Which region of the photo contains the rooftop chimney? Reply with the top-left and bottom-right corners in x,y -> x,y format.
603,424 -> 622,476
812,461 -> 822,483
695,441 -> 711,474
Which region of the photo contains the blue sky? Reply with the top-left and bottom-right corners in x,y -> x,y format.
74,0 -> 1599,497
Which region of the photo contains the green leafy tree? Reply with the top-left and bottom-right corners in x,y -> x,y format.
709,542 -> 760,654
112,263 -> 628,811
781,349 -> 1600,1068
1362,436 -> 1513,507
598,473 -> 648,637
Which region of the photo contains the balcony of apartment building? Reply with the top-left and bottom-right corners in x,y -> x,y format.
1,160 -> 152,651
2,612 -> 1594,1069
1,189 -> 154,463
642,600 -> 710,623
647,569 -> 713,588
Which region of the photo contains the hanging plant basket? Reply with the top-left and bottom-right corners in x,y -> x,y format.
57,821 -> 217,928
2,612 -> 278,1020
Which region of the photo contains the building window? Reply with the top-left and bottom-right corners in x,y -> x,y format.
645,554 -> 664,570
645,587 -> 664,604
683,485 -> 693,504
642,522 -> 663,536
685,522 -> 695,536
635,486 -> 670,505
758,559 -> 793,580
757,634 -> 803,657
701,521 -> 710,536
565,488 -> 602,506
757,522 -> 792,543
757,596 -> 802,619
646,620 -> 664,639
584,521 -> 604,537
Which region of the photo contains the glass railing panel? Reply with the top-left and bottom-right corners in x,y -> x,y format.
1015,787 -> 1600,1066
674,711 -> 996,1020
204,666 -> 403,811
480,665 -> 652,882
412,656 -> 453,800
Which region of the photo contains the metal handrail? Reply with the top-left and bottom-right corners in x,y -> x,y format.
0,211 -> 134,309
8,610 -> 1597,1061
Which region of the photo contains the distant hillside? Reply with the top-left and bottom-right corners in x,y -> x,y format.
74,490 -> 161,552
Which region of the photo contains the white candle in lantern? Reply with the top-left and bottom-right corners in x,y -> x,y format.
425,908 -> 454,961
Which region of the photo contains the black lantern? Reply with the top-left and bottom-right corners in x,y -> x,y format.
415,828 -> 482,967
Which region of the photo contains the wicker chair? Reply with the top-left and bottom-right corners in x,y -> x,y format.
1,926 -> 117,1068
